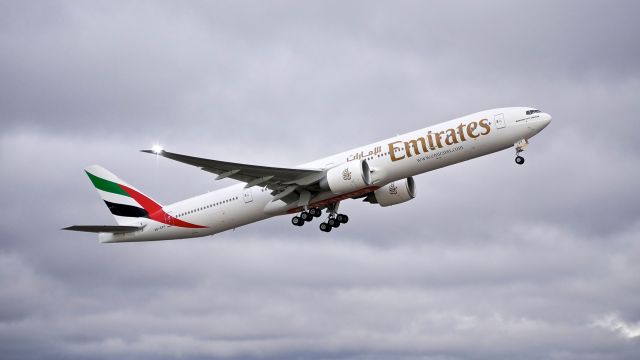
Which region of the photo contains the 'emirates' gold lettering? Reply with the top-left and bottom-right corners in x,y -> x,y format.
467,121 -> 480,139
427,131 -> 436,150
478,118 -> 491,135
445,128 -> 458,145
388,118 -> 492,162
434,131 -> 445,148
404,138 -> 428,157
389,141 -> 405,161
457,123 -> 467,141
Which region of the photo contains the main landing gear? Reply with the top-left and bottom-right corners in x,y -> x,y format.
319,213 -> 349,233
291,203 -> 350,232
291,207 -> 322,226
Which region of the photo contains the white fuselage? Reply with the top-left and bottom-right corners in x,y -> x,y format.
100,107 -> 551,243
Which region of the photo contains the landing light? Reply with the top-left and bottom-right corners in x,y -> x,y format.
151,144 -> 163,154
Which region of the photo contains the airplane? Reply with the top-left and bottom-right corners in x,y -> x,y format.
63,107 -> 551,243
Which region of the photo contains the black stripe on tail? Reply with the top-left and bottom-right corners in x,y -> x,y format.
104,200 -> 149,218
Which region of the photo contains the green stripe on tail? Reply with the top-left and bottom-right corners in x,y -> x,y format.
85,171 -> 130,197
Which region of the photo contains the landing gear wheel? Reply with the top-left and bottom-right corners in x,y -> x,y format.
308,208 -> 321,217
327,218 -> 340,228
515,156 -> 525,165
319,222 -> 331,232
336,214 -> 349,224
292,216 -> 304,226
300,211 -> 313,222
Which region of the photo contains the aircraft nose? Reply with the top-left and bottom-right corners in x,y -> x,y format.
539,113 -> 552,129
528,112 -> 552,134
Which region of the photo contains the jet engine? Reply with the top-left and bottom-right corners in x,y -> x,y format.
319,160 -> 371,195
365,177 -> 416,207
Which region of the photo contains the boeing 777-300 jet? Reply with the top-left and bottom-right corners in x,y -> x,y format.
64,107 -> 551,242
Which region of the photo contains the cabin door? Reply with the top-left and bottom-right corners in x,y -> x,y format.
243,188 -> 253,203
494,113 -> 506,129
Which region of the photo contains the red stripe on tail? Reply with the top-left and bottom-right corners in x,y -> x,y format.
119,184 -> 207,229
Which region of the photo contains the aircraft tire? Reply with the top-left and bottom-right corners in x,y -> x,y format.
292,216 -> 304,226
320,223 -> 331,232
515,156 -> 525,165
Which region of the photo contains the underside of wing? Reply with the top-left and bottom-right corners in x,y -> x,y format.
141,149 -> 325,192
62,225 -> 143,233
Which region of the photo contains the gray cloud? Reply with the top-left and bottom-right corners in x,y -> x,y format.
1,1 -> 639,359
1,226 -> 639,359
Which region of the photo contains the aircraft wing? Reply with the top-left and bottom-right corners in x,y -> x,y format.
141,149 -> 326,191
62,225 -> 143,233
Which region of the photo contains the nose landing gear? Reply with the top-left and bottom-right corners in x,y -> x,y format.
514,138 -> 528,165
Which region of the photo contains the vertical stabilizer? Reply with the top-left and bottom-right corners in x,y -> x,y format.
84,165 -> 162,225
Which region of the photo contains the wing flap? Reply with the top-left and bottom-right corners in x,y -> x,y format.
62,225 -> 143,233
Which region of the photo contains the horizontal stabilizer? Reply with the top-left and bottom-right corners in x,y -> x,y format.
62,225 -> 142,233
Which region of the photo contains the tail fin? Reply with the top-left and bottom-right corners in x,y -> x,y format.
84,165 -> 163,225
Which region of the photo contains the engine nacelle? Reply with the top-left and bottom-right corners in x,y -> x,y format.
320,160 -> 371,195
367,177 -> 416,207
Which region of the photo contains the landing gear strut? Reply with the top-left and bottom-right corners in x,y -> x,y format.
319,202 -> 349,232
514,139 -> 528,165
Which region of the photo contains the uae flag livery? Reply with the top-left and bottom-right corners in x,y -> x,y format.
84,165 -> 206,229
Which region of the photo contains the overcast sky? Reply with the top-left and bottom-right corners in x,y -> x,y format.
1,1 -> 639,359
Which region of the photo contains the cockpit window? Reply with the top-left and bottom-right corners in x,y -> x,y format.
526,109 -> 542,115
